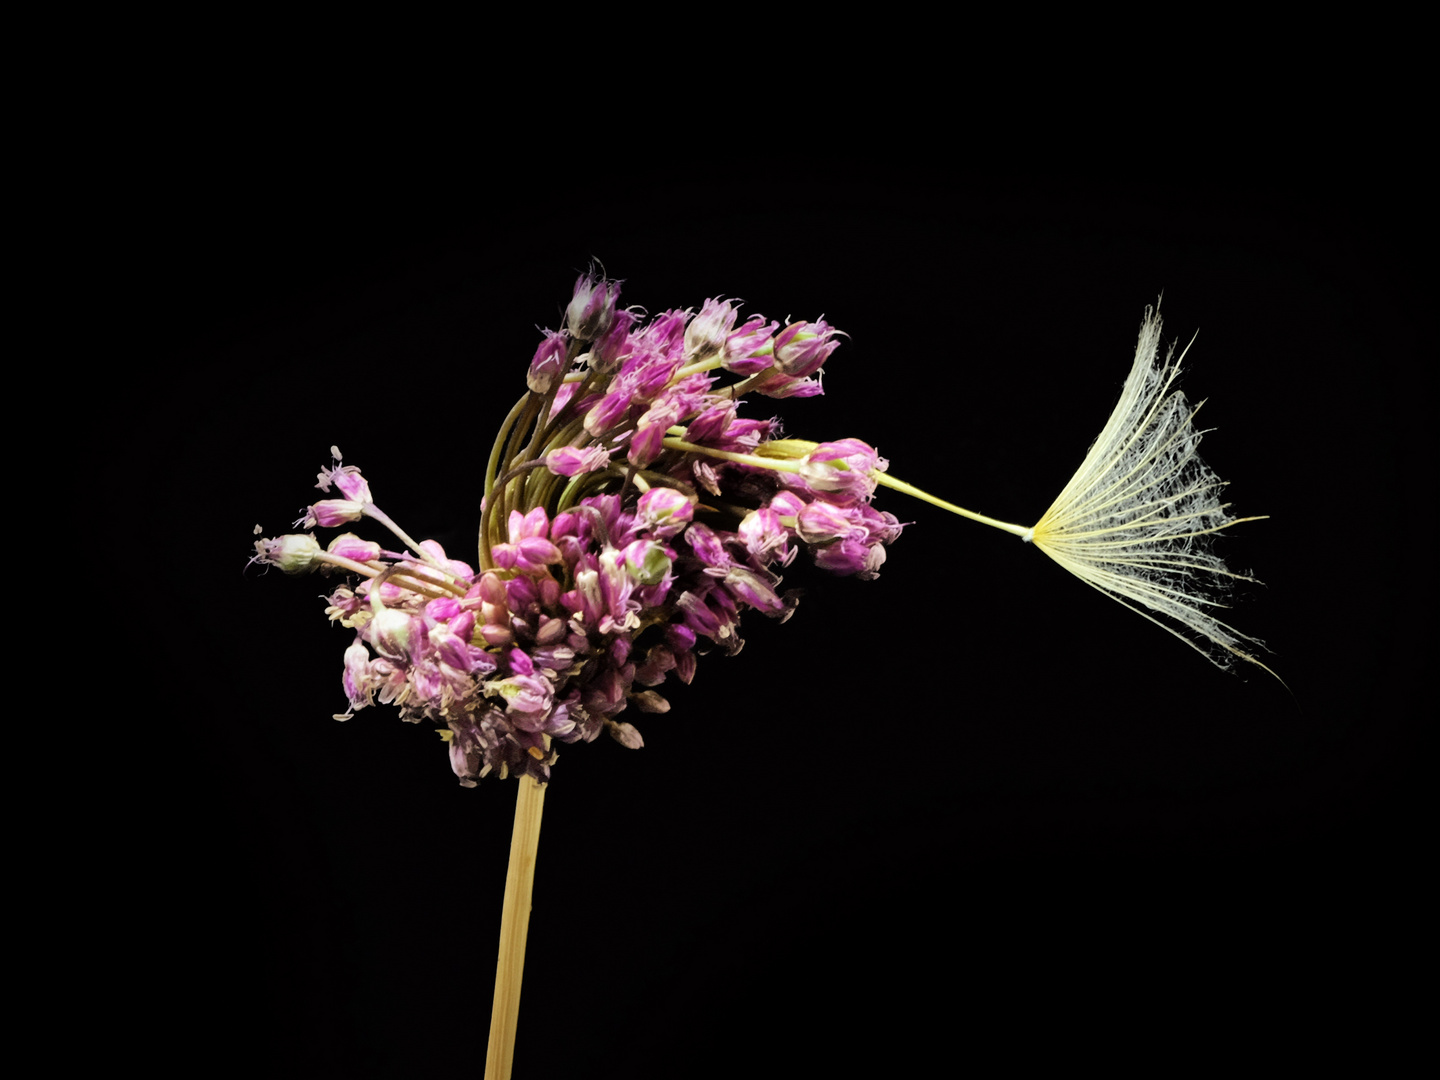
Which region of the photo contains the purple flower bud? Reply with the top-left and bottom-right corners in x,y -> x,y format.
428,623 -> 474,673
528,329 -> 569,393
584,666 -> 628,715
721,566 -> 785,613
583,388 -> 633,437
635,643 -> 677,686
627,423 -> 667,469
622,538 -> 673,586
683,522 -> 732,569
543,704 -> 577,739
635,487 -> 693,539
301,499 -> 365,528
597,549 -> 640,633
813,537 -> 888,580
722,315 -> 778,375
426,596 -> 463,622
798,439 -> 887,503
416,540 -> 474,581
665,623 -> 696,653
488,673 -> 553,715
639,309 -> 688,357
684,400 -> 738,445
795,501 -> 860,544
327,533 -> 381,563
447,718 -> 483,787
477,571 -> 508,606
854,503 -> 905,545
341,639 -> 372,710
772,318 -> 843,379
534,615 -> 568,645
738,507 -> 793,564
673,647 -> 697,684
609,636 -> 632,667
591,307 -> 637,374
509,507 -> 550,542
505,575 -> 541,612
544,444 -> 612,477
629,353 -> 685,403
768,490 -> 807,523
566,272 -> 620,341
676,589 -> 730,642
749,369 -> 824,399
684,297 -> 739,361
450,610 -> 479,649
518,536 -> 563,569
544,379 -> 582,425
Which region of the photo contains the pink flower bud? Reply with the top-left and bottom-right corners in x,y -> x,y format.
327,533 -> 381,562
302,499 -> 365,528
773,318 -> 843,378
527,329 -> 568,393
798,439 -> 887,503
722,315 -> 778,375
684,297 -> 739,361
566,273 -> 620,341
635,486 -> 694,538
544,444 -> 612,477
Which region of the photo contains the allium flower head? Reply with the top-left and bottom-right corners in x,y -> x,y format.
251,271 -> 903,786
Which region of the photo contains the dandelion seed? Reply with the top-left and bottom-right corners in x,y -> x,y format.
875,300 -> 1275,677
1025,303 -> 1273,674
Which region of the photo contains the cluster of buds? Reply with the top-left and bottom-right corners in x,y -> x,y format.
252,272 -> 901,785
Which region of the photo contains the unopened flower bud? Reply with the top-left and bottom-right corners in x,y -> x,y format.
368,606 -> 417,662
591,308 -> 637,374
301,499 -> 365,528
527,330 -> 568,393
773,318 -> 843,378
631,690 -> 670,714
606,720 -> 645,749
722,315 -> 778,375
684,297 -> 739,361
252,533 -> 321,574
566,273 -> 619,341
635,486 -> 694,538
545,445 -> 612,478
623,539 -> 673,586
327,533 -> 381,562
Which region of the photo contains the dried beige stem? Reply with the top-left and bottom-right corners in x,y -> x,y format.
484,774 -> 547,1080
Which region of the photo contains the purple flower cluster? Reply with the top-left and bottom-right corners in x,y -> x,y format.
252,272 -> 901,786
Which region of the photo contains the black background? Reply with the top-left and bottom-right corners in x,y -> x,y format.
148,141 -> 1422,1077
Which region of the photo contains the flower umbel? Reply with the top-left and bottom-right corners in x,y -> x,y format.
251,273 -> 900,786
